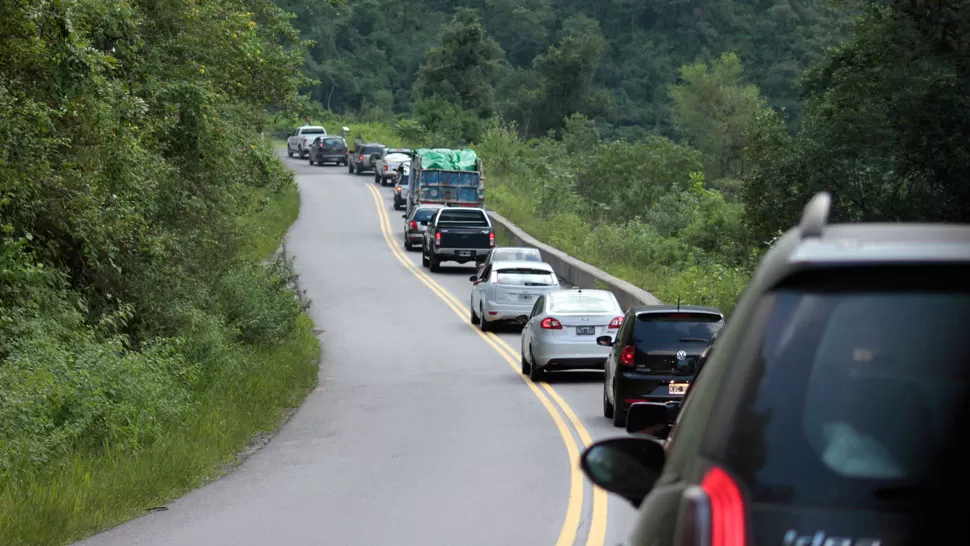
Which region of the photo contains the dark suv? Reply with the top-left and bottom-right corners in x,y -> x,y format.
308,136 -> 348,166
349,142 -> 385,175
599,306 -> 724,427
578,192 -> 970,546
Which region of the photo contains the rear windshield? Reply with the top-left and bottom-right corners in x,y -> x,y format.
633,313 -> 723,353
387,148 -> 412,155
412,209 -> 439,222
495,268 -> 555,287
361,146 -> 383,155
322,138 -> 345,147
492,249 -> 541,262
549,293 -> 618,314
438,210 -> 488,226
301,127 -> 325,134
724,266 -> 970,510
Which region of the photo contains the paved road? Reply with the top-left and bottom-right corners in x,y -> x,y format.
76,156 -> 635,546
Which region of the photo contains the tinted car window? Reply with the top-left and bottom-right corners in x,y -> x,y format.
322,137 -> 345,148
412,209 -> 439,222
492,249 -> 541,262
386,148 -> 412,155
633,313 -> 723,352
301,127 -> 325,134
725,270 -> 970,510
495,268 -> 555,286
361,146 -> 383,155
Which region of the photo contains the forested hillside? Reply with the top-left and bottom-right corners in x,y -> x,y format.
275,0 -> 845,138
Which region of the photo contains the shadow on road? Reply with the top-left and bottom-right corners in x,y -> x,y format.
542,371 -> 605,385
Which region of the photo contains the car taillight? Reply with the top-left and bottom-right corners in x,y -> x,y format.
409,220 -> 418,230
359,155 -> 364,161
620,345 -> 635,367
677,466 -> 746,546
434,232 -> 441,247
540,317 -> 562,330
384,165 -> 388,171
489,232 -> 495,248
609,316 -> 624,329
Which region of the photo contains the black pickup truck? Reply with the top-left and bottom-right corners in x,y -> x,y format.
422,207 -> 495,272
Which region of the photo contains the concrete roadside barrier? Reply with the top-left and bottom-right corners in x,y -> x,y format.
486,210 -> 663,311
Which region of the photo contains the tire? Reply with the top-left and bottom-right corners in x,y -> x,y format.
479,305 -> 489,332
421,251 -> 430,267
529,349 -> 545,382
287,148 -> 293,158
611,381 -> 626,427
429,255 -> 441,272
603,378 -> 615,418
520,352 -> 530,375
349,164 -> 354,174
470,302 -> 480,325
404,239 -> 412,251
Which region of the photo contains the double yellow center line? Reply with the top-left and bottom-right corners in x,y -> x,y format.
365,185 -> 608,546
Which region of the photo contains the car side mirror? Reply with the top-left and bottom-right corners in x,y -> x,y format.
596,335 -> 614,347
626,402 -> 680,437
580,437 -> 666,508
402,214 -> 407,218
469,275 -> 478,282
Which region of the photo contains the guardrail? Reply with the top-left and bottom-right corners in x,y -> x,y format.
486,210 -> 663,311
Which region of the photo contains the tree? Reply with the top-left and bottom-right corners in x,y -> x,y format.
484,0 -> 554,66
669,52 -> 768,181
742,0 -> 970,244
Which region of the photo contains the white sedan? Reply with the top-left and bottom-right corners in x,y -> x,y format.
519,289 -> 623,381
469,260 -> 560,331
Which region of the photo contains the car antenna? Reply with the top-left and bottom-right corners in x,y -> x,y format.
677,296 -> 681,311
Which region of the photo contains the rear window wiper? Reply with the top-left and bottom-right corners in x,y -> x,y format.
679,338 -> 709,343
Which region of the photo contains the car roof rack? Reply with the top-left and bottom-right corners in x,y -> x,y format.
799,191 -> 831,240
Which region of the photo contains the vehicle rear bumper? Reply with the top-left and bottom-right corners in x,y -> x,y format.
320,154 -> 346,162
483,301 -> 534,323
534,342 -> 610,368
433,248 -> 488,263
615,372 -> 691,410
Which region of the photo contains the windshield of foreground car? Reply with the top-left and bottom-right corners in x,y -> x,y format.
493,249 -> 541,262
724,266 -> 970,510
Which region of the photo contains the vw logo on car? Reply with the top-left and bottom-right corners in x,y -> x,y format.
676,350 -> 687,360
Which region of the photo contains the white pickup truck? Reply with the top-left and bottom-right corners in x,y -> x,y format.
286,126 -> 327,158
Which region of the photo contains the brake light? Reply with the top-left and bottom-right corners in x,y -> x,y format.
359,155 -> 364,161
384,165 -> 388,171
620,345 -> 635,367
489,232 -> 495,248
408,221 -> 418,230
540,317 -> 562,330
608,316 -> 623,329
678,466 -> 746,546
434,232 -> 441,247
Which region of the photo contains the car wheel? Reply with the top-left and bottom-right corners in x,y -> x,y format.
470,301 -> 480,325
603,379 -> 614,418
349,164 -> 354,174
611,381 -> 626,427
520,352 -> 530,375
529,349 -> 545,382
287,148 -> 293,158
429,255 -> 440,272
421,251 -> 429,267
479,304 -> 491,332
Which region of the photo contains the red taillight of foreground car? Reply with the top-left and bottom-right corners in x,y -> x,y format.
408,220 -> 418,230
489,232 -> 495,248
540,317 -> 562,330
620,345 -> 635,367
384,165 -> 388,171
434,232 -> 441,247
359,155 -> 364,161
677,466 -> 746,546
608,316 -> 624,329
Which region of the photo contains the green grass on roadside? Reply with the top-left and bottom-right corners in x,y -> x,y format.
0,185 -> 320,546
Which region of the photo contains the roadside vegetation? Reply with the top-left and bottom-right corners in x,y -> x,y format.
276,0 -> 969,315
0,1 -> 320,544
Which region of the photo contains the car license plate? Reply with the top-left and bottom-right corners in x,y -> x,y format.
458,250 -> 474,257
576,326 -> 595,335
518,294 -> 532,300
668,382 -> 689,395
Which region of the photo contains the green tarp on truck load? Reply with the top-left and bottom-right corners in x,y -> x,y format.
414,148 -> 479,171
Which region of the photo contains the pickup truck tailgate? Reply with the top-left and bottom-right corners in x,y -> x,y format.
438,228 -> 490,248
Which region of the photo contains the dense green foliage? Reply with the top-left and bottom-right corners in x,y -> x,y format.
277,0 -> 845,137
0,0 -> 319,542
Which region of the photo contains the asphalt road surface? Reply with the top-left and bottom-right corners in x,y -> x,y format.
75,155 -> 636,546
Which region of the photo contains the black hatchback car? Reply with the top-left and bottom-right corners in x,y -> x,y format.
308,136 -> 348,166
578,192 -> 970,546
599,305 -> 724,427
